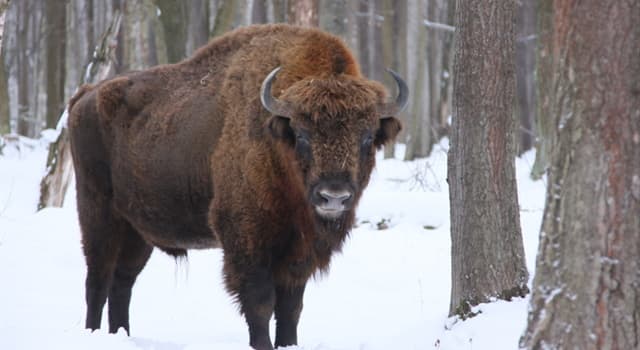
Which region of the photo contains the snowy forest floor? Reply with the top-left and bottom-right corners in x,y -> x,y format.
0,137 -> 545,350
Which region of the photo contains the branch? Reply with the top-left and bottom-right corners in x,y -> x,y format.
423,19 -> 455,33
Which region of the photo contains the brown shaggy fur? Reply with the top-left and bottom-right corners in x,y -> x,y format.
68,24 -> 402,350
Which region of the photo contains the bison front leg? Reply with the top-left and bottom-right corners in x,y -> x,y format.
226,259 -> 276,350
274,283 -> 305,348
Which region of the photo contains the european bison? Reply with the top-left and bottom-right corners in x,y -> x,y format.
68,24 -> 407,350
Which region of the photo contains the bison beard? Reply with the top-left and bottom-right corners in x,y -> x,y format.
68,24 -> 407,350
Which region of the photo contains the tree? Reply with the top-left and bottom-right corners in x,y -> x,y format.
529,0 -> 554,179
0,0 -> 8,136
520,1 -> 640,348
448,0 -> 529,318
153,0 -> 187,63
515,0 -> 536,155
288,0 -> 318,27
44,0 -> 67,129
39,12 -> 123,209
0,0 -> 8,52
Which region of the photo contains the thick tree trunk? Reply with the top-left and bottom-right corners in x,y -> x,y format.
186,0 -> 209,55
521,1 -> 640,349
448,0 -> 529,318
45,0 -> 67,129
39,13 -> 122,210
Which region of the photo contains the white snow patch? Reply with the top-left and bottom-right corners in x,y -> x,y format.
0,138 -> 546,349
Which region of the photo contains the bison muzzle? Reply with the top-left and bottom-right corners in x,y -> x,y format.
68,24 -> 407,350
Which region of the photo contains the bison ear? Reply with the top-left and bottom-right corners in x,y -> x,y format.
266,116 -> 295,146
374,117 -> 402,149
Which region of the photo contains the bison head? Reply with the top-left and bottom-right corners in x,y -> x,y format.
261,67 -> 408,221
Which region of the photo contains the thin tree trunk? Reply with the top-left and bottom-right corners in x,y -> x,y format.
0,49 -> 8,135
252,0 -> 268,24
0,0 -> 8,53
0,0 -> 7,136
186,0 -> 209,55
521,1 -> 640,348
403,0 -> 429,161
448,0 -> 529,318
39,12 -> 122,210
211,0 -> 236,37
287,0 -> 318,27
515,0 -> 536,155
45,0 -> 67,129
153,0 -> 187,63
16,0 -> 32,137
530,0 -> 554,179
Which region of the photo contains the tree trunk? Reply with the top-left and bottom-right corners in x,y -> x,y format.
251,0 -> 268,24
387,0 -> 407,158
287,0 -> 318,27
153,0 -> 187,63
515,0 -> 536,155
186,0 -> 209,55
520,1 -> 640,349
0,49 -> 8,135
45,0 -> 67,129
0,0 -> 8,53
0,0 -> 7,136
211,0 -> 236,37
448,0 -> 529,318
16,0 -> 32,137
38,12 -> 122,210
403,0 -> 429,161
529,0 -> 554,179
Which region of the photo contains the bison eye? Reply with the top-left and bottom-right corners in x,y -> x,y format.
294,133 -> 311,158
361,135 -> 374,149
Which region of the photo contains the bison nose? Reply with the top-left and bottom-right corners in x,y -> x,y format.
318,189 -> 352,206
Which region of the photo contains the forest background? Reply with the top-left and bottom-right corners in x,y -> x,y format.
0,0 -> 538,166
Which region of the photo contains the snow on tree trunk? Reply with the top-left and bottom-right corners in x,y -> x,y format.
448,0 -> 529,318
38,12 -> 122,210
521,1 -> 640,348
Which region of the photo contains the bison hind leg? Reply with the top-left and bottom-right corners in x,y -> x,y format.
107,227 -> 153,335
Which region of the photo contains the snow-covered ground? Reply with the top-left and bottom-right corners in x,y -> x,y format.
0,137 -> 545,350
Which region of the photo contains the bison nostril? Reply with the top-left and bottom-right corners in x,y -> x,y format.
319,189 -> 352,205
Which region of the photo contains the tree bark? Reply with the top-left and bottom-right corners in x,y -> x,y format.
186,0 -> 209,55
403,0 -> 429,161
39,12 -> 122,210
521,1 -> 640,349
45,0 -> 67,129
515,0 -> 536,155
287,0 -> 318,27
448,0 -> 529,318
153,0 -> 187,63
0,0 -> 8,53
529,0 -> 554,179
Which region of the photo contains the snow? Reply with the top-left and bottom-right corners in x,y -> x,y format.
0,138 -> 546,350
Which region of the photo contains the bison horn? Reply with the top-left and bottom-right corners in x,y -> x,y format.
260,67 -> 291,117
378,68 -> 409,117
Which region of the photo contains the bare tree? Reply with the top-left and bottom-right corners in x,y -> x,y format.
529,0 -> 554,179
520,1 -> 640,348
448,0 -> 529,318
0,0 -> 8,52
45,0 -> 67,129
0,0 -> 8,135
153,0 -> 187,63
287,0 -> 318,27
39,12 -> 123,209
515,0 -> 536,155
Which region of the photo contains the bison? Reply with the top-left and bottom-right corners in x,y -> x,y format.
68,24 -> 407,350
